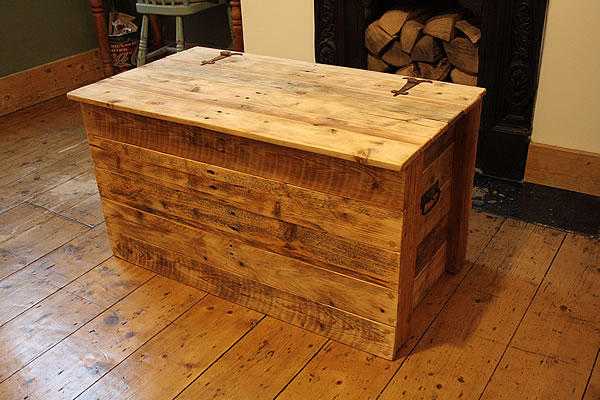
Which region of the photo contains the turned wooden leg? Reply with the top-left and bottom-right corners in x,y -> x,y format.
447,100 -> 482,274
230,0 -> 244,52
149,15 -> 162,49
137,15 -> 149,66
89,0 -> 114,77
175,16 -> 184,52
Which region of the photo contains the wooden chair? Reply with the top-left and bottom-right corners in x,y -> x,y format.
136,0 -> 225,66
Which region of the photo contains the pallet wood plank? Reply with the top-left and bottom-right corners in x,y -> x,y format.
69,47 -> 485,172
481,233 -> 600,400
112,233 -> 397,357
77,295 -> 262,400
0,223 -> 111,325
176,317 -> 326,400
0,257 -> 151,383
94,167 -> 400,286
83,106 -> 407,211
0,275 -> 202,400
89,137 -> 404,253
104,199 -> 398,325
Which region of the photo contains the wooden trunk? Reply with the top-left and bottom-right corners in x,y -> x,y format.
68,47 -> 484,360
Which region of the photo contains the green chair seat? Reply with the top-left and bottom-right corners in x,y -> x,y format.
136,0 -> 225,66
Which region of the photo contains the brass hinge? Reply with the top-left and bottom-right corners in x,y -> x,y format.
391,77 -> 432,96
201,50 -> 243,65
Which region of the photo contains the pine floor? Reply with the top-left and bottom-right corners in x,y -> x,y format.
0,96 -> 598,400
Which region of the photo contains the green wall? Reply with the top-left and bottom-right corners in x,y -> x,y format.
0,0 -> 98,77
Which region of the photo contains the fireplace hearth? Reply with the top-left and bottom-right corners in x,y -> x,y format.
314,0 -> 548,181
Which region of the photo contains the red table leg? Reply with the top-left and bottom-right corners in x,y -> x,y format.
89,0 -> 114,77
230,0 -> 244,52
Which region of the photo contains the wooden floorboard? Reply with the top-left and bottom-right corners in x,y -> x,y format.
0,95 -> 598,400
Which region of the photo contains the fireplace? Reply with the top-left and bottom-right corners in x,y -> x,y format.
314,0 -> 548,181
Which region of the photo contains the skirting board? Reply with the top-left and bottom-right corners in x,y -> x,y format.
525,142 -> 600,197
0,49 -> 104,117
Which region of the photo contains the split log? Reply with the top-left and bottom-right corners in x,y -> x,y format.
395,64 -> 418,77
455,20 -> 481,44
423,13 -> 460,42
411,35 -> 444,63
378,9 -> 411,36
368,55 -> 389,73
382,42 -> 411,67
443,37 -> 479,74
451,68 -> 478,86
400,20 -> 424,53
365,21 -> 395,56
418,59 -> 451,81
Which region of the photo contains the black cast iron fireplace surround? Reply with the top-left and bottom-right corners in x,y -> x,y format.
314,0 -> 549,181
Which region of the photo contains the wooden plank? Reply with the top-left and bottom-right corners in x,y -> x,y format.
0,275 -> 203,400
413,243 -> 447,306
277,211 -> 504,400
525,142 -> 600,197
446,100 -> 482,273
75,82 -> 421,172
0,50 -> 103,117
0,144 -> 93,212
0,223 -> 111,326
104,69 -> 451,143
94,167 -> 399,286
0,203 -> 89,280
151,47 -> 485,111
393,157 -> 421,353
378,220 -> 565,400
584,352 -> 600,400
111,233 -> 397,358
176,317 -> 326,400
83,106 -> 407,211
104,199 -> 397,325
77,295 -> 262,400
0,257 -> 151,382
0,122 -> 86,187
30,171 -> 104,227
90,137 -> 404,253
481,233 -> 600,400
136,55 -> 465,129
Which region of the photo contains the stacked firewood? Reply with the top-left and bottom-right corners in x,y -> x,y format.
365,8 -> 480,86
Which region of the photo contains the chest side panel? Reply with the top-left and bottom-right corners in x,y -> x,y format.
82,105 -> 405,359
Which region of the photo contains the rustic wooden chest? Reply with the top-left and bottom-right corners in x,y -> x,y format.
68,47 -> 484,360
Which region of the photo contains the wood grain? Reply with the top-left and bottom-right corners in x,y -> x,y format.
83,106 -> 407,211
111,234 -> 398,358
103,200 -> 398,325
95,168 -> 399,287
446,101 -> 481,273
379,220 -> 565,400
0,275 -> 202,400
78,295 -> 262,400
277,211 -> 505,400
0,204 -> 89,279
525,142 -> 600,197
176,317 -> 326,400
0,223 -> 111,326
89,137 -> 404,253
0,50 -> 103,117
481,233 -> 600,400
30,171 -> 104,227
68,47 -> 484,171
0,257 -> 151,383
